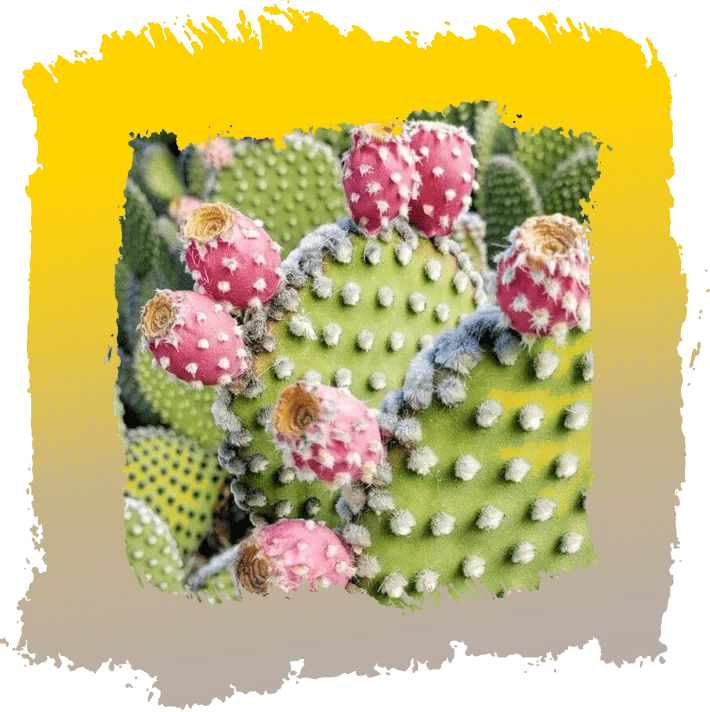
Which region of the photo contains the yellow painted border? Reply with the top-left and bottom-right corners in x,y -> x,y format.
20,8 -> 678,703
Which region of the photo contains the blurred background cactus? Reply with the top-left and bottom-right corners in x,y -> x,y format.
115,105 -> 600,605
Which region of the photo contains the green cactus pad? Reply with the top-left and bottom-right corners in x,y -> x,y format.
542,147 -> 601,223
117,348 -> 162,426
515,128 -> 597,188
480,155 -> 543,257
140,142 -> 186,202
124,496 -> 186,595
123,427 -> 227,557
190,134 -> 347,252
353,306 -> 593,607
216,218 -> 487,530
134,348 -> 223,449
120,179 -> 163,278
473,102 -> 517,199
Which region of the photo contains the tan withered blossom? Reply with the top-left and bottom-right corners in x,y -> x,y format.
519,215 -> 586,265
182,202 -> 234,243
139,292 -> 176,340
273,383 -> 320,438
360,121 -> 401,141
236,541 -> 270,596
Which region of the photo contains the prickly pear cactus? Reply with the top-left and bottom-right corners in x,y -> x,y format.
123,427 -> 227,560
343,214 -> 594,606
124,496 -> 186,595
216,216 -> 487,530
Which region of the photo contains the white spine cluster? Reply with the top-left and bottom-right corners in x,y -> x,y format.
454,454 -> 482,481
311,274 -> 334,299
556,453 -> 579,478
379,572 -> 407,598
289,315 -> 316,340
580,350 -> 594,381
388,331 -> 406,351
564,402 -> 591,430
560,532 -> 584,554
519,404 -> 545,431
505,457 -> 531,483
369,371 -> 387,391
414,569 -> 440,593
434,303 -> 450,323
475,399 -> 504,428
273,357 -> 295,380
431,512 -> 455,537
476,505 -> 504,531
334,367 -> 352,388
409,292 -> 427,314
462,555 -> 486,579
390,509 -> 416,536
357,555 -> 381,578
436,376 -> 467,406
424,259 -> 442,282
341,281 -> 361,306
322,322 -> 342,347
511,541 -> 536,564
394,418 -> 423,446
377,286 -> 395,307
357,330 -> 375,352
534,351 -> 561,380
531,497 -> 557,522
406,446 -> 439,476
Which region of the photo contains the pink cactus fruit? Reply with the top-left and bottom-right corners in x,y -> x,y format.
169,195 -> 203,225
139,289 -> 250,387
181,203 -> 284,309
197,135 -> 234,170
405,121 -> 476,237
270,381 -> 383,489
235,518 -> 356,595
495,214 -> 592,344
341,122 -> 417,235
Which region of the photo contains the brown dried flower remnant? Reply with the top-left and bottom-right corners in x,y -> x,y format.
140,291 -> 176,340
360,122 -> 401,142
182,202 -> 234,243
273,383 -> 320,438
235,541 -> 270,596
520,214 -> 587,264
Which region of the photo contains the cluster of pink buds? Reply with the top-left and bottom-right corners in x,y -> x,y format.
342,120 -> 476,238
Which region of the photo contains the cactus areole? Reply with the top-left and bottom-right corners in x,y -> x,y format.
235,519 -> 355,595
495,214 -> 591,342
139,289 -> 249,387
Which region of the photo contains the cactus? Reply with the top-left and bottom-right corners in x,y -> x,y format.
117,115 -> 597,610
123,427 -> 228,559
340,214 -> 593,606
124,496 -> 186,595
542,147 -> 601,222
215,214 -> 486,532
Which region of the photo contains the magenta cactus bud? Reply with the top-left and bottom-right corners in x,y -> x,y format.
496,214 -> 592,342
405,121 -> 476,237
169,195 -> 203,225
181,203 -> 284,309
235,519 -> 355,595
139,289 -> 250,387
270,381 -> 383,489
341,123 -> 417,235
197,135 -> 234,170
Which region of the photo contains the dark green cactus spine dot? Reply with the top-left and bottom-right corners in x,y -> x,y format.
124,497 -> 186,594
355,307 -> 594,607
134,348 -> 224,450
515,127 -> 597,188
480,155 -> 542,252
217,219 -> 486,529
123,427 -> 227,558
542,147 -> 601,223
